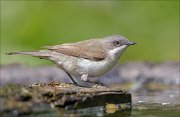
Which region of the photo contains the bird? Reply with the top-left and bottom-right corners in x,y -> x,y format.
7,35 -> 136,87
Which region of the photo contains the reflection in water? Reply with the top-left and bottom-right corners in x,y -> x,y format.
57,106 -> 131,117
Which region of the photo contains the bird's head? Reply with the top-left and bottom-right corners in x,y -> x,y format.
101,35 -> 136,59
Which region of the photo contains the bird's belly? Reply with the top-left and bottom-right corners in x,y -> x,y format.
54,54 -> 116,77
75,58 -> 115,77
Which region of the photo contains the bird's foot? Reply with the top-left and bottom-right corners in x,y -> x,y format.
86,80 -> 106,87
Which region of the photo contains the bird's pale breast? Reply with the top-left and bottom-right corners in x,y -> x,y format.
54,53 -> 117,77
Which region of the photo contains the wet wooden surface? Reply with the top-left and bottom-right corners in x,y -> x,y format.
0,82 -> 131,115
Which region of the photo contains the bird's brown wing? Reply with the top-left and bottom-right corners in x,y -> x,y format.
44,39 -> 106,61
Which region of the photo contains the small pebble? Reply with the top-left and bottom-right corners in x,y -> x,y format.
105,103 -> 116,114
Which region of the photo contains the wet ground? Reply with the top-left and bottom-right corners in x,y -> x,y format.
0,62 -> 179,117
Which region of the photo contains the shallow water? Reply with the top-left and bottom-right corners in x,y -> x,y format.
131,90 -> 179,117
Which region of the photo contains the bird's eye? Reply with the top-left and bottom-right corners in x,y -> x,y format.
113,41 -> 121,47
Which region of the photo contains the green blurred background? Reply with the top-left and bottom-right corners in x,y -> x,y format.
1,1 -> 179,65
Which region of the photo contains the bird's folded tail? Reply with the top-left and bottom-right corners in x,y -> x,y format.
6,50 -> 52,59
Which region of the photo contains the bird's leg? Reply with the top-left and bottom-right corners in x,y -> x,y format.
65,72 -> 94,87
65,71 -> 78,85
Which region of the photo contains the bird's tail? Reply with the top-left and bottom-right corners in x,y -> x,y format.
6,50 -> 52,59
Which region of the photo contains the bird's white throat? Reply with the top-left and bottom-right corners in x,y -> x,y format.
108,45 -> 128,60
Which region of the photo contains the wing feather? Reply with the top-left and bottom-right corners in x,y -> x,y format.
44,39 -> 106,61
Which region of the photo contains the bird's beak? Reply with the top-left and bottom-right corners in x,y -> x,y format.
125,41 -> 136,46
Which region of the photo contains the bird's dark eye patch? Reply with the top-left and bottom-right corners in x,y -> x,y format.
113,41 -> 121,47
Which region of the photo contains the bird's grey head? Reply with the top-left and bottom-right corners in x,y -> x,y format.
101,35 -> 136,59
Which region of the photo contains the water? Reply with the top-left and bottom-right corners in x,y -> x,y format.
131,90 -> 179,117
